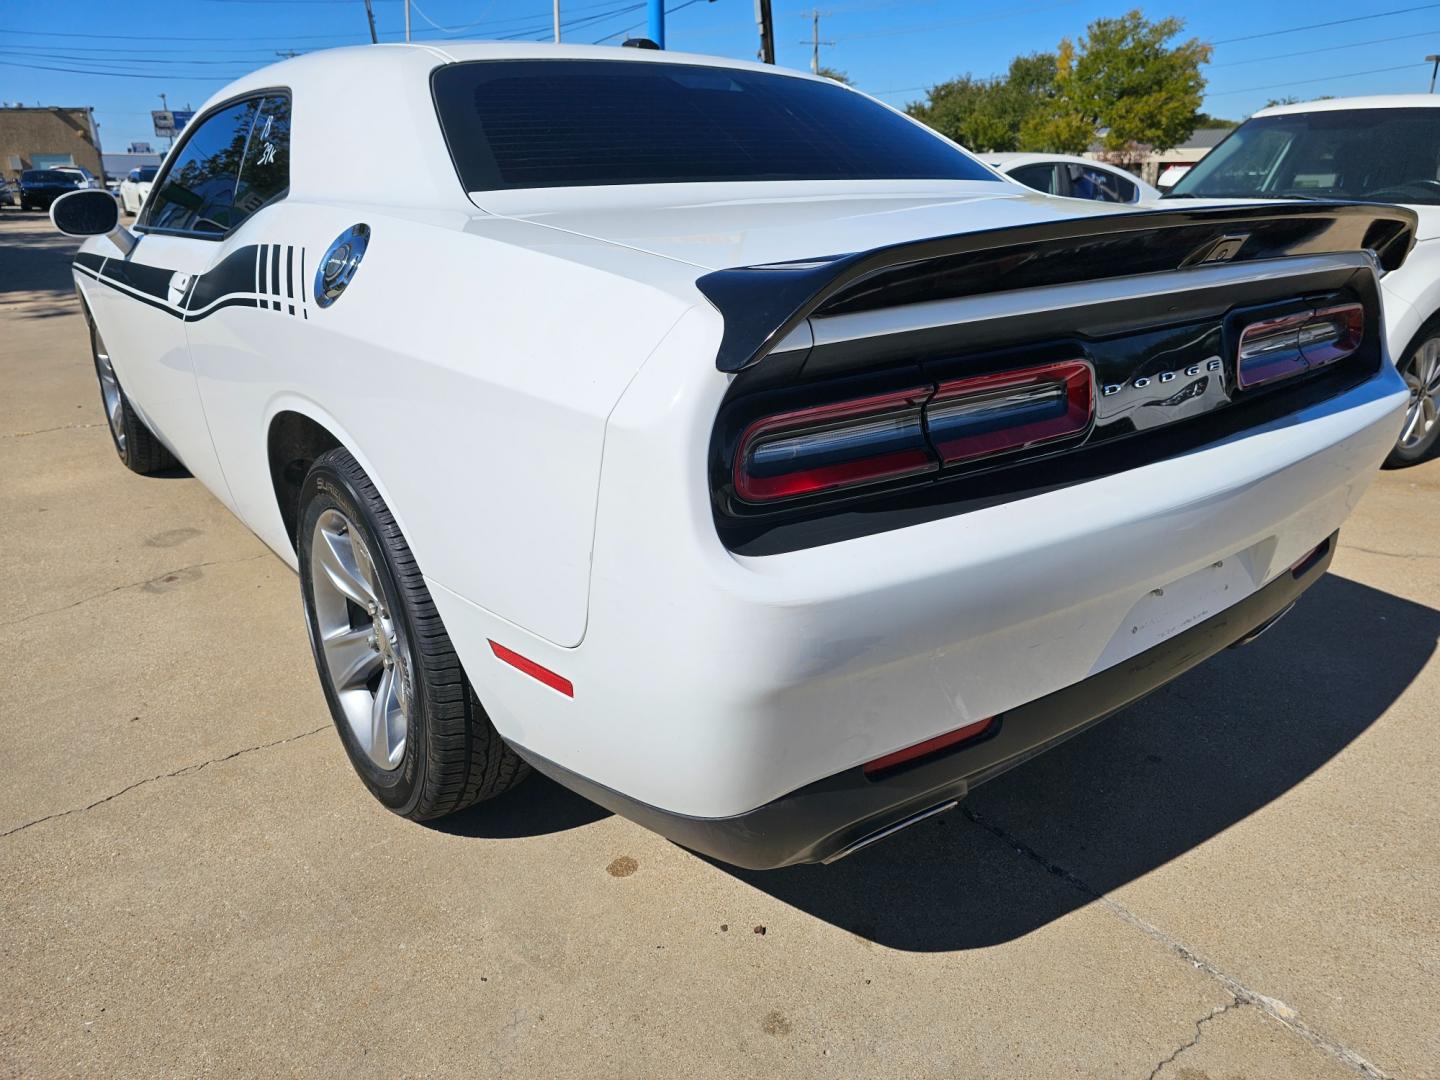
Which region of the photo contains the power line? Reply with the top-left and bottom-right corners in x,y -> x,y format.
590,0 -> 710,44
1207,62 -> 1426,97
1211,30 -> 1439,68
1210,3 -> 1440,46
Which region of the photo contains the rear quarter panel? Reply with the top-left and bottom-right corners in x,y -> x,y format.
186,201 -> 699,647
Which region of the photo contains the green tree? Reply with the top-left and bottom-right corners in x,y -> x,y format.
1031,11 -> 1211,154
816,66 -> 851,85
908,53 -> 1059,152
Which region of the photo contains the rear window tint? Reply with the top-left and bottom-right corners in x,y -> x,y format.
432,59 -> 995,191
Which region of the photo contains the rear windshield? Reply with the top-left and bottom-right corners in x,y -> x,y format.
22,170 -> 73,183
431,59 -> 995,191
1169,108 -> 1440,205
138,166 -> 159,182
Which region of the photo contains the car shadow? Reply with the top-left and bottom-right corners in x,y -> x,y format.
705,573 -> 1438,950
427,769 -> 612,839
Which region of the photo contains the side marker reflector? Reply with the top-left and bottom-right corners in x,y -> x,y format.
863,716 -> 998,777
488,640 -> 574,697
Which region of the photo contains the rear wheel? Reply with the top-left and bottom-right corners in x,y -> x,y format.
298,447 -> 528,819
1386,328 -> 1440,467
89,323 -> 179,474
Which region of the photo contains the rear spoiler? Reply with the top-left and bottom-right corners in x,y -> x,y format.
695,201 -> 1417,373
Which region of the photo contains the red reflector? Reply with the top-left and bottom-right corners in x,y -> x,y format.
488,640 -> 574,697
862,717 -> 998,777
928,360 -> 1094,466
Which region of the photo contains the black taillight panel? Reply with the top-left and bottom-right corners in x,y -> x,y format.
711,272 -> 1385,556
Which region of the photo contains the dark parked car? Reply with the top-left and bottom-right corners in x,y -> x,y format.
18,169 -> 84,211
0,176 -> 17,208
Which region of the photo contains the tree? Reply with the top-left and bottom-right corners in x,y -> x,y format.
908,53 -> 1059,152
1032,11 -> 1211,154
816,66 -> 851,85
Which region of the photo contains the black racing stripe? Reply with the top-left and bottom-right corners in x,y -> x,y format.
300,246 -> 307,303
73,251 -> 106,274
270,244 -> 281,310
286,245 -> 294,299
97,276 -> 182,318
183,296 -> 260,322
258,243 -> 268,299
186,245 -> 263,312
102,258 -> 174,302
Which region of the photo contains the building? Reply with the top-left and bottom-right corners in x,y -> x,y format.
0,105 -> 105,183
103,151 -> 164,179
1085,128 -> 1235,188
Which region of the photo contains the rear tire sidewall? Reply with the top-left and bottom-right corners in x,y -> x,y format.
298,457 -> 431,816
1386,323 -> 1440,467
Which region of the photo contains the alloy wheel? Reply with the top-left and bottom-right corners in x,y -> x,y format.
1400,335 -> 1440,452
308,508 -> 413,771
93,335 -> 126,453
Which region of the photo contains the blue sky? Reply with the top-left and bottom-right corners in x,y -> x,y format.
4,0 -> 1440,154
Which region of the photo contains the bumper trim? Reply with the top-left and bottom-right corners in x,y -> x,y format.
512,531 -> 1337,870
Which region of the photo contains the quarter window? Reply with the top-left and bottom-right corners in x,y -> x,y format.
1068,165 -> 1137,203
1008,163 -> 1059,194
141,91 -> 290,237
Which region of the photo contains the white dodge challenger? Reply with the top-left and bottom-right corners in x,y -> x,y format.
49,44 -> 1416,868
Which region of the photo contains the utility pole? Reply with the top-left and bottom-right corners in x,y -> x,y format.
755,0 -> 775,64
554,0 -> 561,42
405,0 -> 411,42
806,8 -> 833,75
647,0 -> 664,48
362,0 -> 379,44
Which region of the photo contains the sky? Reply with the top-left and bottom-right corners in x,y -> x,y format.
3,0 -> 1440,154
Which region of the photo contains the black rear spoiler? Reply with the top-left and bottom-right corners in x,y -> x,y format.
695,201 -> 1417,373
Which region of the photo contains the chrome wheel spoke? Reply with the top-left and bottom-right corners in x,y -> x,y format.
314,525 -> 376,608
1401,401 -> 1425,445
369,666 -> 405,769
322,625 -> 381,691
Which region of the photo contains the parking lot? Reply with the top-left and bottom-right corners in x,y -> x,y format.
1,208 -> 1437,1077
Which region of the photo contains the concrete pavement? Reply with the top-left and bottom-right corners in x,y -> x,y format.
2,212 -> 1437,1078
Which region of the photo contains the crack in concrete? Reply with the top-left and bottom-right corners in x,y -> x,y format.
961,805 -> 1394,1079
1339,543 -> 1440,561
1146,999 -> 1238,1079
0,422 -> 104,439
4,553 -> 270,628
0,725 -> 329,839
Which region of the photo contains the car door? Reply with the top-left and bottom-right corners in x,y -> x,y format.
84,96 -> 271,507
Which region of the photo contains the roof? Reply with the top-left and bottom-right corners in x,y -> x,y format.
984,152 -> 1098,167
1254,94 -> 1440,118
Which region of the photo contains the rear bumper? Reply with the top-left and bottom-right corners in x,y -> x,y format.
514,532 -> 1334,869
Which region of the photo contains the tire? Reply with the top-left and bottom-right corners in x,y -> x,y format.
298,447 -> 528,820
89,321 -> 179,474
1385,323 -> 1440,467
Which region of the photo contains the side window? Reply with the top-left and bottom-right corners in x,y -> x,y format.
143,99 -> 259,235
1008,163 -> 1058,194
234,94 -> 291,218
1069,165 -> 1137,203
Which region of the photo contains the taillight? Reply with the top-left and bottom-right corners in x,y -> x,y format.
733,387 -> 936,503
1237,302 -> 1364,389
928,360 -> 1094,466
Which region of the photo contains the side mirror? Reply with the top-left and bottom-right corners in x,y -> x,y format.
49,188 -> 135,256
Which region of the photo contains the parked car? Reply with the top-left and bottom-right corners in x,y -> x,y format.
49,46 -> 1416,869
51,165 -> 100,189
118,165 -> 159,216
985,152 -> 1160,203
1167,94 -> 1440,465
18,168 -> 84,210
0,176 -> 16,208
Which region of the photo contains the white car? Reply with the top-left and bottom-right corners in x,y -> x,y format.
118,165 -> 158,216
1167,94 -> 1440,464
985,152 -> 1160,204
49,45 -> 1416,869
